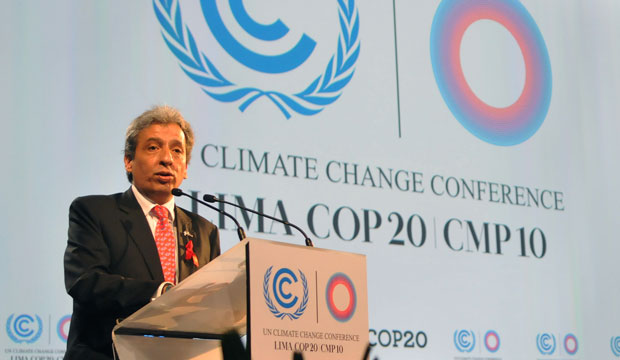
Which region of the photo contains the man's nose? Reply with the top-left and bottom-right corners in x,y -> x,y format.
159,148 -> 173,164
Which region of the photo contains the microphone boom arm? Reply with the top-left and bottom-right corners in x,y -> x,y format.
172,189 -> 246,241
203,194 -> 314,247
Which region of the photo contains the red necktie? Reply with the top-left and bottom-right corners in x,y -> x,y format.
151,205 -> 176,284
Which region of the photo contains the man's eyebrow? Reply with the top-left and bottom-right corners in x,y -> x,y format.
169,139 -> 185,147
144,137 -> 164,143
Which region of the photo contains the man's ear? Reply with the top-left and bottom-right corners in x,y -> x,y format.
124,155 -> 133,173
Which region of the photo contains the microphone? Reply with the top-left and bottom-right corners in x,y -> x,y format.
203,194 -> 314,247
172,188 -> 246,241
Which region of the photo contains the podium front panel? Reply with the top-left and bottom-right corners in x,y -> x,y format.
248,239 -> 368,360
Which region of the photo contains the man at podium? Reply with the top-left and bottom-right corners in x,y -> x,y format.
63,105 -> 220,360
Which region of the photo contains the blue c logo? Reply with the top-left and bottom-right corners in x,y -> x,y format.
263,266 -> 309,320
536,333 -> 556,355
273,267 -> 299,309
454,329 -> 475,352
200,0 -> 316,73
5,314 -> 43,344
154,0 -> 360,118
612,336 -> 620,357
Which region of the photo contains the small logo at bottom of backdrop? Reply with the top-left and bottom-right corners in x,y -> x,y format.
263,266 -> 308,320
325,272 -> 357,322
57,315 -> 71,342
563,333 -> 578,355
611,336 -> 620,357
454,329 -> 475,353
536,333 -> 556,355
5,313 -> 43,344
484,330 -> 500,353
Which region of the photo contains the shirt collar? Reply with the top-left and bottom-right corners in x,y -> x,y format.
131,184 -> 176,221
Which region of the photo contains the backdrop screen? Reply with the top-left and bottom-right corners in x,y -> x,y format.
1,1 -> 619,359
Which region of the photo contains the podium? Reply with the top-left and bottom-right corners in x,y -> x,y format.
112,238 -> 368,359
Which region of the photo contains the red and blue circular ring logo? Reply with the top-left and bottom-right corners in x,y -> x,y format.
484,330 -> 500,353
430,0 -> 552,146
325,273 -> 356,322
564,333 -> 578,355
57,315 -> 71,342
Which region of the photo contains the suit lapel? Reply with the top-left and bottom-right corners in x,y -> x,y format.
118,189 -> 164,281
175,207 -> 194,281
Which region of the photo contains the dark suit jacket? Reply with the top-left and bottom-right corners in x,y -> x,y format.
63,189 -> 220,360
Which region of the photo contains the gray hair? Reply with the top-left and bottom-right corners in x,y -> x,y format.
124,105 -> 195,182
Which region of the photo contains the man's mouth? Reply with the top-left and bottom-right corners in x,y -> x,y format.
154,171 -> 174,182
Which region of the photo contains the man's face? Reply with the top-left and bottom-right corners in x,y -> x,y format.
124,123 -> 188,204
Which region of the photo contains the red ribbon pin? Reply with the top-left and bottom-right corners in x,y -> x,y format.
185,240 -> 199,267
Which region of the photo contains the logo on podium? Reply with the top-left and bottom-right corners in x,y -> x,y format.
263,266 -> 308,320
325,272 -> 357,322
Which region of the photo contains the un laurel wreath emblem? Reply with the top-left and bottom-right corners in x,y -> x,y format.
6,314 -> 43,344
153,0 -> 360,118
263,266 -> 309,320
